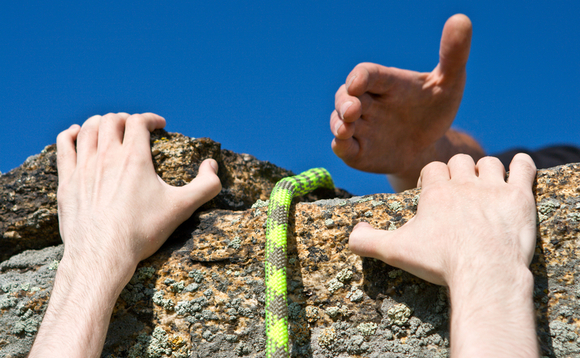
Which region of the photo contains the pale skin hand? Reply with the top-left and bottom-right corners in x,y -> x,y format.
331,14 -> 484,192
349,153 -> 539,357
29,113 -> 222,358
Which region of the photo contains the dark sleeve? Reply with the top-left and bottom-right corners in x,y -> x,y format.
493,145 -> 580,171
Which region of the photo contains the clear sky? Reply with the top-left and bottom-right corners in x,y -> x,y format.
1,1 -> 579,195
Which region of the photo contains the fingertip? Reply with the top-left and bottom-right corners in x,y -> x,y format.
331,137 -> 360,163
331,114 -> 355,140
56,124 -> 82,180
200,158 -> 219,175
208,159 -> 219,174
439,14 -> 472,75
349,221 -> 402,263
507,153 -> 537,187
348,221 -> 378,257
418,161 -> 449,188
346,64 -> 370,96
143,112 -> 166,131
345,74 -> 357,93
352,221 -> 373,232
197,159 -> 222,194
512,152 -> 536,170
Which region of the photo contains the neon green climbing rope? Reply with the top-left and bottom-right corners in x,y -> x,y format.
265,168 -> 334,358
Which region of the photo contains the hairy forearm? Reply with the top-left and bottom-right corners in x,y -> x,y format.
449,266 -> 538,357
29,253 -> 135,358
387,128 -> 485,192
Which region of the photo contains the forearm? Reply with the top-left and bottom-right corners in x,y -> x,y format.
387,128 -> 485,192
449,266 -> 538,357
29,253 -> 135,358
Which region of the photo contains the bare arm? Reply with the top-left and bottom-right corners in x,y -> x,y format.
29,113 -> 221,357
387,128 -> 484,192
349,153 -> 538,357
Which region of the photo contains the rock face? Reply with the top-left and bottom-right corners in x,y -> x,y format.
0,133 -> 579,357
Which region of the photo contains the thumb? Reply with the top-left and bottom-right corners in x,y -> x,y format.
349,220 -> 446,285
171,159 -> 222,216
438,14 -> 472,75
349,222 -> 402,262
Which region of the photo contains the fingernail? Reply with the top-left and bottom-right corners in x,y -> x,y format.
334,121 -> 343,136
346,75 -> 357,91
209,159 -> 219,173
340,101 -> 353,119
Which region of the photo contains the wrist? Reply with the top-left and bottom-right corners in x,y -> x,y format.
449,264 -> 538,356
58,253 -> 136,295
29,251 -> 137,358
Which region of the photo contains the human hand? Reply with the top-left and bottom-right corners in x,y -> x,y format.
331,14 -> 473,176
56,113 -> 221,281
349,153 -> 537,286
348,153 -> 539,356
30,113 -> 221,358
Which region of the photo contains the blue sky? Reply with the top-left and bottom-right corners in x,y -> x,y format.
1,1 -> 579,195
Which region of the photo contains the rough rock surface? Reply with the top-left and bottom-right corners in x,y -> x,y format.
1,133 -> 579,357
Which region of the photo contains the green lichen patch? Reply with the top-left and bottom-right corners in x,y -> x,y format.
170,281 -> 185,293
388,201 -> 403,212
152,291 -> 174,311
538,197 -> 562,222
305,305 -> 319,323
347,287 -> 364,303
188,269 -> 205,283
128,326 -> 190,358
327,278 -> 344,293
335,268 -> 353,283
371,200 -> 385,207
387,303 -> 413,326
48,260 -> 59,270
228,236 -> 242,250
357,322 -> 378,337
251,199 -> 269,209
317,327 -> 337,348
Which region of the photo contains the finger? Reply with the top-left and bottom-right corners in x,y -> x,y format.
447,154 -> 476,181
76,115 -> 101,166
347,62 -> 398,97
506,153 -> 536,188
97,113 -> 130,151
349,222 -> 396,260
476,156 -> 506,182
56,124 -> 81,181
417,161 -> 449,188
169,159 -> 222,217
330,111 -> 355,139
357,92 -> 374,117
331,137 -> 360,163
335,84 -> 362,122
438,14 -> 472,76
349,221 -> 446,285
123,113 -> 166,150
